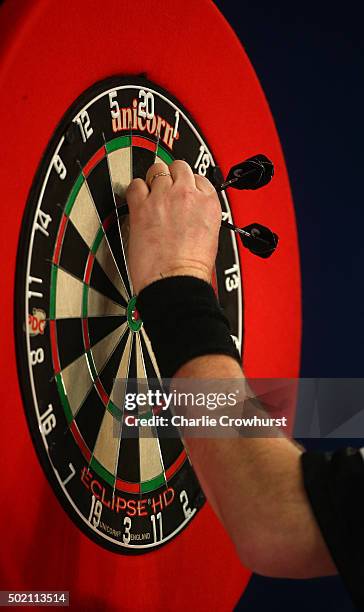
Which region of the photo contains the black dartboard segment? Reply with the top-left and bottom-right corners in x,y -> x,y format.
15,76 -> 243,554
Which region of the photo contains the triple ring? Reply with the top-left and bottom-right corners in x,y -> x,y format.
149,171 -> 172,186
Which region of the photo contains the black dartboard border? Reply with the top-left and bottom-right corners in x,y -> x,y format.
14,74 -> 243,555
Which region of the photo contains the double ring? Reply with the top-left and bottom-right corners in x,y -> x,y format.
149,171 -> 172,186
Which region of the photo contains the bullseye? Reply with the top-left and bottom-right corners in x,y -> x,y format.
127,296 -> 143,332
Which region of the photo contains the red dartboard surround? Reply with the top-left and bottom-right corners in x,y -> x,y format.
0,0 -> 301,610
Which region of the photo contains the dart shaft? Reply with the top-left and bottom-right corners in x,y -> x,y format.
221,219 -> 271,245
217,177 -> 239,191
221,219 -> 249,237
218,168 -> 258,191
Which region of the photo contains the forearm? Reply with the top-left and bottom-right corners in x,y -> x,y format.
172,355 -> 336,578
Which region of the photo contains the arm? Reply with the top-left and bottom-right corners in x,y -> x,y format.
126,159 -> 336,579
173,355 -> 336,578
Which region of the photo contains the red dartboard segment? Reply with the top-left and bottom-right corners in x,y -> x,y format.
115,478 -> 140,495
52,214 -> 68,266
94,379 -> 109,407
49,320 -> 61,375
83,147 -> 106,177
82,318 -> 91,351
165,450 -> 188,481
0,1 -> 300,611
132,135 -> 157,152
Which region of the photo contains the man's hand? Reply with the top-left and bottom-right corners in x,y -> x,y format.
126,159 -> 221,294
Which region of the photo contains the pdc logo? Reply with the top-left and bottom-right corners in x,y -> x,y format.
28,308 -> 47,336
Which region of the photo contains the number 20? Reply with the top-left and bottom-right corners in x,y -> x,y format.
138,90 -> 154,120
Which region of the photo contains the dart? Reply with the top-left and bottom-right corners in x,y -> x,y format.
208,154 -> 278,257
210,154 -> 274,191
221,220 -> 278,258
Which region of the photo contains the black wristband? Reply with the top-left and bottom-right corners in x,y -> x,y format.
136,276 -> 241,379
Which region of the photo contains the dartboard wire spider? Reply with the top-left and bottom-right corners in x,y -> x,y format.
102,131 -> 134,296
76,159 -> 130,300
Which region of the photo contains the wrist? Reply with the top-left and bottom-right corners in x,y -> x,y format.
136,276 -> 241,380
136,263 -> 212,293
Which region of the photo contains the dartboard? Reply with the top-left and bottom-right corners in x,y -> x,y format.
15,76 -> 242,553
0,0 -> 301,609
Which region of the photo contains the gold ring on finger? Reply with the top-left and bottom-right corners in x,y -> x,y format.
149,171 -> 172,186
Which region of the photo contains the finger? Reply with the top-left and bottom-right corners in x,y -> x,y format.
194,173 -> 215,194
126,178 -> 149,212
169,159 -> 195,188
146,161 -> 173,195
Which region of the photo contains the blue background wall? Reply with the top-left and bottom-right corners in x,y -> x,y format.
215,1 -> 363,610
